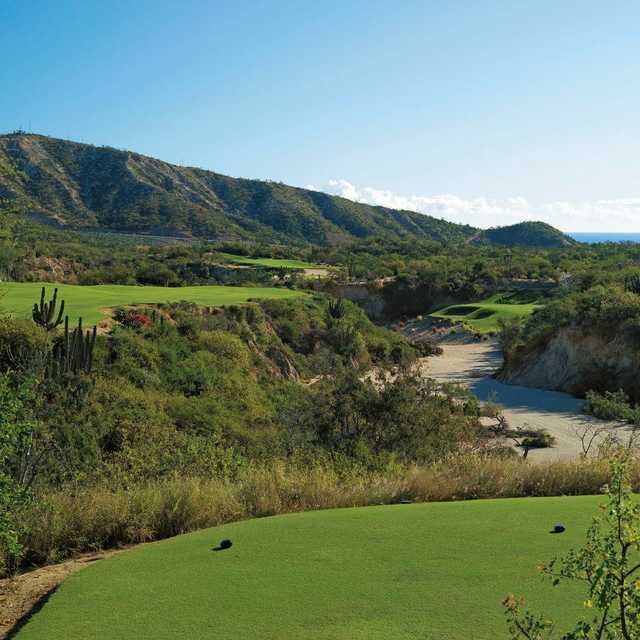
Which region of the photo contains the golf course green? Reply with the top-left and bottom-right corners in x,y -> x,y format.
430,291 -> 544,333
15,496 -> 599,640
0,282 -> 304,325
218,252 -> 323,270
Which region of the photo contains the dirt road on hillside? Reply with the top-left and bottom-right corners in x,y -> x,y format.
420,340 -> 631,462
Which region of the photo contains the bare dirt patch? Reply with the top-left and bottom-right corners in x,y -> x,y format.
96,307 -> 117,333
399,316 -> 480,344
302,268 -> 331,278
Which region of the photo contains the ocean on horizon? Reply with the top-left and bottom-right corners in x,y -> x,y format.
568,232 -> 640,244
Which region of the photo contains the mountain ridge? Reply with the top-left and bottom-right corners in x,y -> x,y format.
0,133 -> 573,247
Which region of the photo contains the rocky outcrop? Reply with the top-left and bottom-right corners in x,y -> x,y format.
325,280 -> 471,321
25,255 -> 80,283
498,328 -> 640,398
324,282 -> 386,319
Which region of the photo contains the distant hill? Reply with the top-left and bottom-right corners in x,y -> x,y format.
471,221 -> 576,248
0,133 -> 570,248
0,133 -> 476,245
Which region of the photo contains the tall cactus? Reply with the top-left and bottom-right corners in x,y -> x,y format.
327,297 -> 346,320
32,287 -> 65,331
48,316 -> 97,378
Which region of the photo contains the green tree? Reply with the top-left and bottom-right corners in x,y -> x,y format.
504,452 -> 640,639
498,316 -> 522,358
0,375 -> 35,575
0,201 -> 23,281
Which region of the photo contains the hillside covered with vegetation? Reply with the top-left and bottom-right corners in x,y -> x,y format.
0,133 -> 476,245
473,221 -> 576,248
1,285 -> 475,574
1,133 -> 573,248
498,282 -> 640,402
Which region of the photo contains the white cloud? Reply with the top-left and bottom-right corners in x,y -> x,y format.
316,179 -> 640,232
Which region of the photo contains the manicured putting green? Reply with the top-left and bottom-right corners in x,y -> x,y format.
431,291 -> 543,333
16,496 -> 600,640
218,252 -> 322,269
0,282 -> 304,325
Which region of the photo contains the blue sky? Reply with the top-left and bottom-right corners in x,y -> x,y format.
2,0 -> 639,230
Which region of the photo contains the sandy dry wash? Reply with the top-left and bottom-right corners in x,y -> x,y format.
420,340 -> 630,461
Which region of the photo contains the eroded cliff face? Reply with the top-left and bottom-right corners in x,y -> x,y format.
498,328 -> 640,399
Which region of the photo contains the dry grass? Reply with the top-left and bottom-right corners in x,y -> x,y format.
12,455 -> 630,572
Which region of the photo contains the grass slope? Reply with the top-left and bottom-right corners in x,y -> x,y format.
16,497 -> 599,640
0,282 -> 303,325
218,252 -> 322,269
431,291 -> 543,333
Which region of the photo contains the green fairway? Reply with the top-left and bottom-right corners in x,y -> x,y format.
16,496 -> 600,640
0,282 -> 304,325
218,252 -> 323,270
430,290 -> 543,333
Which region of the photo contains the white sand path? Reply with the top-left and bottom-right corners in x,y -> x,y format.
420,340 -> 631,462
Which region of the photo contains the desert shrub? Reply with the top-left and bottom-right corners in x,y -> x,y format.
102,419 -> 243,483
120,311 -> 153,330
135,262 -> 179,287
175,313 -> 199,338
0,376 -> 35,576
497,316 -> 523,358
390,342 -> 414,367
195,330 -> 251,369
167,385 -> 271,449
103,328 -> 162,388
0,318 -> 50,374
49,379 -> 173,482
167,395 -> 225,437
520,430 -> 555,449
584,389 -> 640,424
365,336 -> 390,361
282,372 -> 475,466
327,320 -> 369,365
167,351 -> 220,396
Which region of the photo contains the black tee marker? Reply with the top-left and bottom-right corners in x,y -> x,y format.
213,539 -> 233,551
